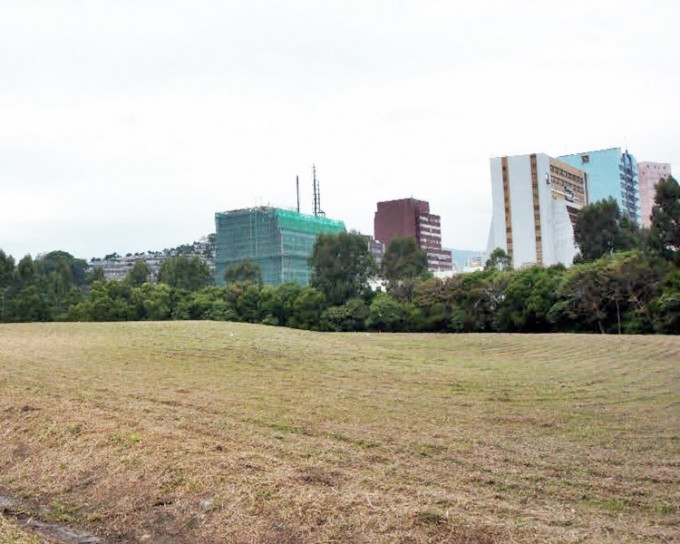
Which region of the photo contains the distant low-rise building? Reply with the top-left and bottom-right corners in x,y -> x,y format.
448,248 -> 485,272
88,236 -> 215,282
363,235 -> 385,268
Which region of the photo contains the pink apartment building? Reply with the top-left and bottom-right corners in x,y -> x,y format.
638,162 -> 672,228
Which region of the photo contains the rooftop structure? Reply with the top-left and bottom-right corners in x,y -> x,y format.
637,161 -> 672,228
215,207 -> 346,286
373,198 -> 453,272
487,153 -> 588,268
558,148 -> 640,223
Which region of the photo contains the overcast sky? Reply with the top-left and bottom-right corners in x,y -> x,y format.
2,1 -> 679,260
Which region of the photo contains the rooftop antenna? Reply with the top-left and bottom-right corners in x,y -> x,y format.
296,175 -> 300,213
312,164 -> 325,217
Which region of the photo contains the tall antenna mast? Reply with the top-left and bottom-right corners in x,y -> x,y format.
312,164 -> 325,217
296,175 -> 300,213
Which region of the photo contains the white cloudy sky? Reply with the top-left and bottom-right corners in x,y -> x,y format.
1,0 -> 679,260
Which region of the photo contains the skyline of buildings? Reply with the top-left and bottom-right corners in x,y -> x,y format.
17,144 -> 672,281
211,198 -> 457,288
91,145 -> 672,284
486,147 -> 673,270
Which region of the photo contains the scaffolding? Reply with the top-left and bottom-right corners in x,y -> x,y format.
215,207 -> 346,285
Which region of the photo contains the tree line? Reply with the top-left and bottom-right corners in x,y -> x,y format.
1,177 -> 678,334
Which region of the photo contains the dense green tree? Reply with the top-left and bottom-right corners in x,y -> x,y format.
550,251 -> 662,334
203,298 -> 238,321
494,265 -> 566,332
59,287 -> 85,320
158,256 -> 211,292
0,251 -> 13,285
607,252 -> 666,333
171,286 -> 237,321
49,259 -> 77,319
68,280 -> 135,321
8,284 -> 52,322
0,251 -> 14,286
367,292 -> 407,332
131,283 -> 173,320
6,255 -> 52,322
573,198 -> 640,262
321,298 -> 369,331
484,247 -> 512,271
381,237 -> 430,282
87,267 -> 105,283
224,259 -> 262,285
550,259 -> 616,333
236,284 -> 262,323
290,287 -> 326,330
387,277 -> 419,303
41,251 -> 89,288
204,233 -> 216,258
125,260 -> 151,287
309,232 -> 376,306
653,292 -> 680,334
650,176 -> 680,261
411,278 -> 451,331
449,271 -> 504,332
15,255 -> 43,286
649,265 -> 680,333
259,282 -> 302,326
3,237 -> 678,335
0,250 -> 15,321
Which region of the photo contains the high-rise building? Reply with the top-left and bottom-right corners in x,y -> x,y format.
558,148 -> 640,223
373,198 -> 453,272
637,162 -> 672,228
487,153 -> 588,268
215,207 -> 345,286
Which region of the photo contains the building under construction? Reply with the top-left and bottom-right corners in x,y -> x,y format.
215,207 -> 346,286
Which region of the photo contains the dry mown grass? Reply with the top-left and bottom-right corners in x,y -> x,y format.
0,322 -> 678,543
0,512 -> 46,543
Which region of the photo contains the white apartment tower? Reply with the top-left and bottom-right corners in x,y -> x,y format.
487,153 -> 588,268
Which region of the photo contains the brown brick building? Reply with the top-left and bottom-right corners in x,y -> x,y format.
374,198 -> 453,272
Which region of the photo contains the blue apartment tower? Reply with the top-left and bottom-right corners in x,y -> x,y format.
558,148 -> 640,223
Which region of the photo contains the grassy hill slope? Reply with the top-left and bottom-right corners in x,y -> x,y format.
1,322 -> 678,543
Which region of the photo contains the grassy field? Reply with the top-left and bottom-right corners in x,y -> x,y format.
0,322 -> 678,543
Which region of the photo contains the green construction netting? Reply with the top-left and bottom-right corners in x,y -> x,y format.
215,208 -> 345,285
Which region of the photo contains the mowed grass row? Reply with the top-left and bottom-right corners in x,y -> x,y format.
0,322 -> 678,543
